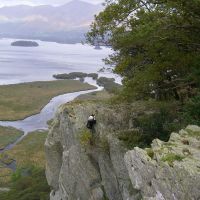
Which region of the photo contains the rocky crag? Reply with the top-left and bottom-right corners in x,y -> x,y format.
125,125 -> 200,200
45,101 -> 200,200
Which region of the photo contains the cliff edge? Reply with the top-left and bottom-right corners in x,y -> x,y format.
45,101 -> 200,200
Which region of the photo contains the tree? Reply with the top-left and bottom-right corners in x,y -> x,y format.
87,0 -> 200,101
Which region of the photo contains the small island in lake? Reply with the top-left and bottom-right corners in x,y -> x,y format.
11,40 -> 39,47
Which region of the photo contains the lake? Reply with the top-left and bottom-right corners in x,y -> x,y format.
0,38 -> 118,134
0,38 -> 116,85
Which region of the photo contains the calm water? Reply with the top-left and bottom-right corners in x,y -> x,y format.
0,38 -> 116,85
0,39 -> 119,167
0,39 -> 117,134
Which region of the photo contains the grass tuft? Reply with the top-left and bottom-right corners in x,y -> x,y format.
79,129 -> 92,147
161,153 -> 185,166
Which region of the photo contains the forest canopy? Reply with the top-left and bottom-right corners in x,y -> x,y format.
87,0 -> 200,101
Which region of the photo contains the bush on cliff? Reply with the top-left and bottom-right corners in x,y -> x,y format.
183,94 -> 200,126
79,129 -> 93,147
119,107 -> 182,149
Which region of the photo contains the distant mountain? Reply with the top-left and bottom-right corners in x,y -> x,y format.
0,0 -> 103,43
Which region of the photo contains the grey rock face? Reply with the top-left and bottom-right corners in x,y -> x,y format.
45,101 -> 200,200
45,103 -> 138,200
0,188 -> 10,193
125,125 -> 200,200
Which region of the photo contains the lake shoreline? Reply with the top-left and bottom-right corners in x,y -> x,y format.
0,77 -> 102,132
0,81 -> 101,173
0,79 -> 96,121
0,87 -> 97,122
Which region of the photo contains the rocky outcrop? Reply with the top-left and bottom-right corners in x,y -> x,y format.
45,101 -> 200,200
125,125 -> 200,200
45,102 -> 139,200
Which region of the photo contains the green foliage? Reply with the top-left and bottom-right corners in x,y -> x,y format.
135,108 -> 180,144
88,73 -> 99,80
146,148 -> 154,159
79,129 -> 109,150
118,130 -> 145,149
183,95 -> 200,126
161,153 -> 185,167
0,166 -> 50,200
119,107 -> 181,149
47,119 -> 54,126
53,72 -> 88,79
101,186 -> 109,200
79,129 -> 92,147
53,72 -> 99,80
87,0 -> 200,101
11,168 -> 22,182
96,77 -> 122,94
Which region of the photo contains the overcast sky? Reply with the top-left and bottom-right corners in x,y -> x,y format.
0,0 -> 104,7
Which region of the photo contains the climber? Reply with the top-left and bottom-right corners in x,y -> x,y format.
86,114 -> 96,129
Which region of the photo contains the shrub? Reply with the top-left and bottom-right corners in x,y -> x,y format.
53,72 -> 98,80
96,77 -> 115,86
87,73 -> 98,80
183,95 -> 200,126
11,168 -> 22,182
79,129 -> 92,147
119,107 -> 182,149
118,130 -> 145,149
146,148 -> 154,159
97,77 -> 122,94
134,108 -> 181,144
53,72 -> 88,80
161,153 -> 185,166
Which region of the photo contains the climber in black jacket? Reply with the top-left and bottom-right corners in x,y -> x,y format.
86,114 -> 96,129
